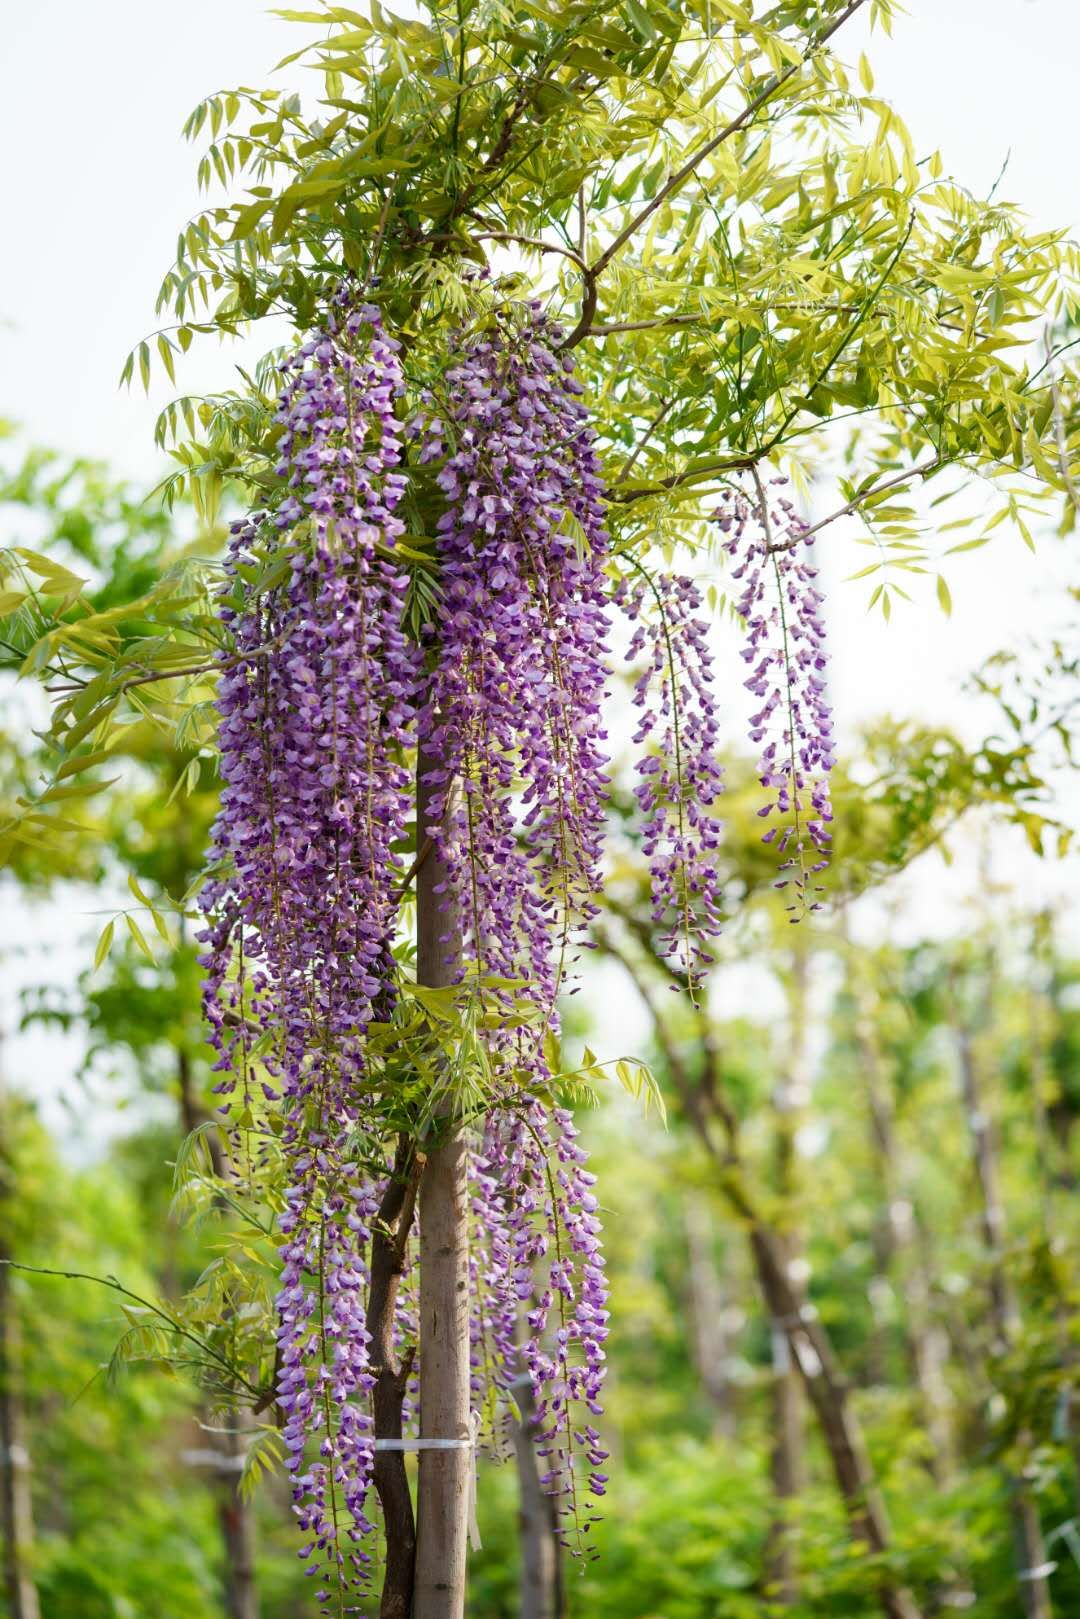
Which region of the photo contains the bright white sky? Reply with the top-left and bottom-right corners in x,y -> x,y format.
2,1 -> 1079,1132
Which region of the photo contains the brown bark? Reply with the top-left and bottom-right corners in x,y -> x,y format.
366,1135 -> 422,1619
217,1419 -> 258,1619
747,1224 -> 921,1619
414,749 -> 472,1619
765,1315 -> 803,1606
765,948 -> 808,1605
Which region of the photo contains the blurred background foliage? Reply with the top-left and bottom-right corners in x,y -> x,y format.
2,438 -> 1080,1618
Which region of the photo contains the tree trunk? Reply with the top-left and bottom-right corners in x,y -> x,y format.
511,1375 -> 562,1619
0,1246 -> 40,1619
765,1316 -> 803,1605
954,1011 -> 1052,1619
601,930 -> 923,1619
414,750 -> 472,1619
367,1136 -> 422,1619
683,1195 -> 738,1435
747,1223 -> 923,1619
217,1420 -> 258,1619
853,1001 -> 953,1480
765,949 -> 808,1605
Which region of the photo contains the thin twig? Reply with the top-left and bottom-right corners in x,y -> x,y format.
0,1259 -> 264,1399
397,835 -> 434,897
567,0 -> 869,341
614,396 -> 675,485
769,455 -> 945,552
607,450 -> 759,503
470,229 -> 588,274
589,313 -> 705,338
46,638 -> 284,698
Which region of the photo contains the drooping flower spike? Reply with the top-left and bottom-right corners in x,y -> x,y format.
417,304 -> 613,1531
198,293 -> 417,1606
416,301 -> 611,1020
717,474 -> 835,912
614,568 -> 726,982
200,294 -> 619,1592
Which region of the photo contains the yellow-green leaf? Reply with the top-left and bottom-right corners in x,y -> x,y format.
126,913 -> 154,961
94,919 -> 115,970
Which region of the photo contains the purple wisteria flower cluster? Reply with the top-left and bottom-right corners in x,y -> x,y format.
199,295 -> 625,1590
471,1103 -> 610,1548
615,571 -> 726,978
415,302 -> 611,1013
197,289 -> 800,1596
717,476 -> 835,910
199,294 -> 417,1607
416,305 -> 612,1537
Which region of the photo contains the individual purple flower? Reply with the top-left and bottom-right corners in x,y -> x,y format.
717,475 -> 835,911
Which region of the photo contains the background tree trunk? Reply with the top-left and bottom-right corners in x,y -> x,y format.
216,1419 -> 259,1619
599,932 -> 923,1619
852,993 -> 953,1481
0,1250 -> 40,1619
765,947 -> 808,1605
954,998 -> 1052,1619
511,1374 -> 562,1619
683,1195 -> 738,1436
746,1223 -> 922,1619
414,750 -> 472,1619
367,1136 -> 421,1619
175,1047 -> 259,1619
0,1078 -> 41,1619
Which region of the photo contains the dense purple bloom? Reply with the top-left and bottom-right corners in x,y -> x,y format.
417,303 -> 611,1019
469,1103 -> 609,1543
717,477 -> 835,910
416,305 -> 614,1522
198,293 -> 416,1606
197,290 -> 756,1587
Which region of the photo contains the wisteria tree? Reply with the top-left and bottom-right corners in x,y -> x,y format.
2,2 -> 1078,1616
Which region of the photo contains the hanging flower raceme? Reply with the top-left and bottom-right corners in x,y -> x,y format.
614,571 -> 726,981
469,1103 -> 610,1548
198,293 -> 417,1607
416,304 -> 611,1022
415,305 -> 614,1530
717,476 -> 835,911
197,289 -> 748,1586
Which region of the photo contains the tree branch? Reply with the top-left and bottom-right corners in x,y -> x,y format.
586,0 -> 870,285
613,396 -> 675,485
606,451 -> 759,504
367,1136 -> 423,1619
770,455 -> 946,552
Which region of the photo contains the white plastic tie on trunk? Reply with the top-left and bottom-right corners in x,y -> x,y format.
373,1410 -> 482,1550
